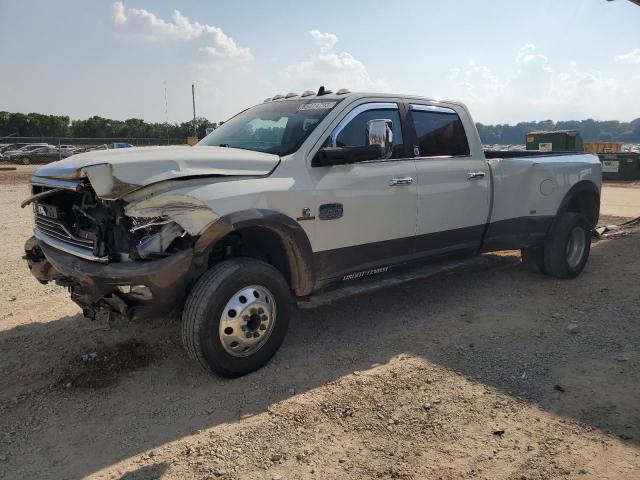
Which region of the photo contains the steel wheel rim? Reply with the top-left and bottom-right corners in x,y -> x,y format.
218,285 -> 276,357
566,226 -> 586,269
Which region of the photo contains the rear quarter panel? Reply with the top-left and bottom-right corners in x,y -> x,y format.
489,153 -> 602,222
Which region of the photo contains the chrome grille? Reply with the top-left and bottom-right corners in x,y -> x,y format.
35,213 -> 95,251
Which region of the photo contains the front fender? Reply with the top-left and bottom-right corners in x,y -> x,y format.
194,209 -> 315,296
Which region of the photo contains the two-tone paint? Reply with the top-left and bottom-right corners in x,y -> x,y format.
24,92 -> 602,314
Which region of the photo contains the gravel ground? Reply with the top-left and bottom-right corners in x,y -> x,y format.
1,167 -> 639,480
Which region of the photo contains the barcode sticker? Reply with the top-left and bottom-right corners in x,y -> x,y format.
298,102 -> 336,111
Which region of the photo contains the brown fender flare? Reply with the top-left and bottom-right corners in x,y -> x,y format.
555,180 -> 600,228
193,209 -> 315,296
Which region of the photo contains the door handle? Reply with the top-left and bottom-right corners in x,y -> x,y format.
467,171 -> 486,180
389,177 -> 414,186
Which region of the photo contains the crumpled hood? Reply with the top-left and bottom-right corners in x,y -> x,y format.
33,145 -> 280,199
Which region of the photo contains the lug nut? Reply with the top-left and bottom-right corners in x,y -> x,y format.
259,324 -> 266,331
245,332 -> 252,338
241,325 -> 246,331
258,308 -> 264,314
250,308 -> 257,314
253,332 -> 260,338
261,315 -> 268,322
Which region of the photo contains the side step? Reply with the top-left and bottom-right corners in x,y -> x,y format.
298,256 -> 489,309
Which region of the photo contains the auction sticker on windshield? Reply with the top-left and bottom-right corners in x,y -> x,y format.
298,102 -> 336,111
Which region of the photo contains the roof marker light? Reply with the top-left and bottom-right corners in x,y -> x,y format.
336,88 -> 351,95
300,90 -> 315,97
285,92 -> 299,98
271,94 -> 284,100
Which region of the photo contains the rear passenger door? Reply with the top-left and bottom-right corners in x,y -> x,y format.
409,104 -> 491,256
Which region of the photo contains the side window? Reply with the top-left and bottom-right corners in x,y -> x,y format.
410,107 -> 470,157
336,108 -> 404,159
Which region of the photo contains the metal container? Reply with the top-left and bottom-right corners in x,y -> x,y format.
599,153 -> 640,180
584,142 -> 623,154
526,130 -> 584,152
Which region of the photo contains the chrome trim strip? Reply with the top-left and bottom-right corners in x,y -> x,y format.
409,104 -> 456,114
35,224 -> 94,249
34,229 -> 108,263
35,214 -> 95,247
30,176 -> 82,191
331,102 -> 398,148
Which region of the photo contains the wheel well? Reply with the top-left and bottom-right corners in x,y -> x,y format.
207,227 -> 293,288
563,189 -> 600,228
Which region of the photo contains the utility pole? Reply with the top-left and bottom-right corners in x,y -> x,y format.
164,81 -> 170,145
192,84 -> 197,140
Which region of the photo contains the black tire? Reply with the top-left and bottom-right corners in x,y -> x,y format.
521,245 -> 546,274
181,258 -> 291,378
21,157 -> 30,165
543,212 -> 591,279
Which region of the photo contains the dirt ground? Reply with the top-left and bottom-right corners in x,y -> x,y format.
1,166 -> 639,480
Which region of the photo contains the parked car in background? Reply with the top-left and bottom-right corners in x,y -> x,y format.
112,143 -> 134,149
1,143 -> 48,157
8,145 -> 75,165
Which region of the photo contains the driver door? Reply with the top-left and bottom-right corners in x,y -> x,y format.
308,102 -> 417,283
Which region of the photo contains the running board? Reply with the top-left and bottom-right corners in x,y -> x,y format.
298,256 -> 489,309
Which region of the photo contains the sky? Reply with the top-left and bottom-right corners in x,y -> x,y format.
1,0 -> 639,125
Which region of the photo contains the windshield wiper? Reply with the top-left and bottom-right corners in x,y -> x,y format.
218,144 -> 230,148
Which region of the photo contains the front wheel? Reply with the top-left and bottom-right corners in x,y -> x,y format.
181,258 -> 291,377
21,157 -> 30,165
543,212 -> 591,279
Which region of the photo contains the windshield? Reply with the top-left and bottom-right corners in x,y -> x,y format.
198,98 -> 342,156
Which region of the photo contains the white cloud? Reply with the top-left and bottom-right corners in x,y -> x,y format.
447,44 -> 630,123
112,2 -> 252,60
282,31 -> 388,92
516,43 -> 552,72
308,30 -> 339,52
615,48 -> 640,65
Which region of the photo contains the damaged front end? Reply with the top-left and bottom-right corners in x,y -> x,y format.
23,172 -> 215,322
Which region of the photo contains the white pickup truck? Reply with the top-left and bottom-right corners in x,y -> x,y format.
23,89 -> 601,377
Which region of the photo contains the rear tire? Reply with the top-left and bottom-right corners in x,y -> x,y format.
543,212 -> 591,279
21,157 -> 30,165
181,258 -> 291,378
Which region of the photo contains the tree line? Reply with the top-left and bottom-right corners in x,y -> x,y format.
477,118 -> 640,145
2,111 -> 640,144
0,111 -> 219,140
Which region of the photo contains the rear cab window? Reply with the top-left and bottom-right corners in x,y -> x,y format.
409,104 -> 470,157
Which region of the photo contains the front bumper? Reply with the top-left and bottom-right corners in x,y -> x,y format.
24,236 -> 194,320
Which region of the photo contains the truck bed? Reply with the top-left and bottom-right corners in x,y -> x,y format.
484,150 -> 589,159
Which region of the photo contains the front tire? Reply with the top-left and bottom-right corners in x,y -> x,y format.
543,212 -> 591,279
181,258 -> 291,378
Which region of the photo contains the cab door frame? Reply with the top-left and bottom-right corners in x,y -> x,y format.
305,100 -> 419,285
403,101 -> 492,258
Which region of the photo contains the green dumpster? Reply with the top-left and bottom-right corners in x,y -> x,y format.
526,130 -> 583,152
599,153 -> 640,180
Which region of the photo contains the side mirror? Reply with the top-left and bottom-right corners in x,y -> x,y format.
314,145 -> 383,167
366,119 -> 394,159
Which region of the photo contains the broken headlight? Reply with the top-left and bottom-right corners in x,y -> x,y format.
129,217 -> 186,259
